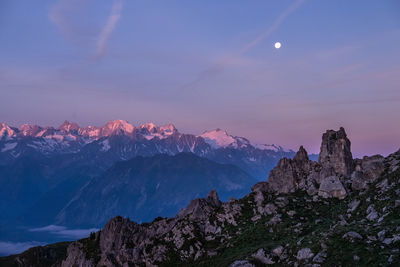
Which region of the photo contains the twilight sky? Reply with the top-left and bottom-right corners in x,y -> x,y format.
0,0 -> 399,157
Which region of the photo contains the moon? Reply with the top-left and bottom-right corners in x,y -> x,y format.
274,42 -> 281,49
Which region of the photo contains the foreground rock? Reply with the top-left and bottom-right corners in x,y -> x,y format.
2,129 -> 399,267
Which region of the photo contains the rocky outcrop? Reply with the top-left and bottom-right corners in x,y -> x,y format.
178,190 -> 222,220
258,127 -> 384,199
318,176 -> 347,199
319,127 -> 354,177
5,129 -> 399,267
265,146 -> 314,194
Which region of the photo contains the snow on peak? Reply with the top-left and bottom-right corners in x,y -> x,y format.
103,120 -> 135,134
59,120 -> 80,132
158,123 -> 177,135
0,122 -> 16,138
19,124 -> 43,137
139,122 -> 178,140
200,129 -> 236,148
253,143 -> 291,152
139,123 -> 157,133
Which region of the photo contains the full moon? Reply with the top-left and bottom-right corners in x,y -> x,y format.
274,42 -> 281,49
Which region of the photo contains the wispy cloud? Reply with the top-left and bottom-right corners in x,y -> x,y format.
181,0 -> 305,90
94,0 -> 124,59
49,0 -> 123,59
29,225 -> 99,239
239,0 -> 305,54
49,0 -> 91,44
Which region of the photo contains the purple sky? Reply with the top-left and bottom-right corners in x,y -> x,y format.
1,0 -> 399,157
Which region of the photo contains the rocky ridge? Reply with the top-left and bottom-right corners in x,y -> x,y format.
0,120 -> 295,180
2,127 -> 399,266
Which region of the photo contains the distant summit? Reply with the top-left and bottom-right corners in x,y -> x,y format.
0,120 -> 294,179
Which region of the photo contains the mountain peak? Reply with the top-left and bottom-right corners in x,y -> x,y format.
103,120 -> 135,135
139,123 -> 157,133
159,123 -> 177,134
59,120 -> 80,132
0,122 -> 16,138
200,129 -> 235,148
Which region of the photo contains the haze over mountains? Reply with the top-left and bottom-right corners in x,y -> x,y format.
0,120 -> 295,178
2,127 -> 399,266
0,120 -> 307,255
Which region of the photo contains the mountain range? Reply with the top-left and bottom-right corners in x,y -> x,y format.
0,120 -> 297,179
2,127 -> 399,266
0,120 -> 308,251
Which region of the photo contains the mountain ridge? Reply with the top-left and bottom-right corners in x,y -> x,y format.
2,127 -> 399,266
0,120 -> 291,152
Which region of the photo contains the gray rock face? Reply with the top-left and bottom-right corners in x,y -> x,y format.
296,248 -> 314,260
313,251 -> 327,263
343,231 -> 363,240
319,127 -> 354,177
360,155 -> 385,182
178,190 -> 222,220
251,248 -> 274,264
351,171 -> 368,190
266,146 -> 314,194
366,205 -> 379,221
318,176 -> 347,199
230,260 -> 255,267
352,155 -> 385,190
347,199 -> 361,213
254,128 -> 385,199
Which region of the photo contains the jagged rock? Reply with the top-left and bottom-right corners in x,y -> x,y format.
296,248 -> 314,260
313,252 -> 327,263
266,146 -> 313,194
343,231 -> 363,241
275,197 -> 289,208
178,189 -> 221,220
319,127 -> 354,177
318,176 -> 347,199
376,179 -> 390,193
252,248 -> 274,264
347,199 -> 361,213
206,189 -> 222,207
351,171 -> 368,190
366,205 -> 379,221
272,246 -> 284,257
382,235 -> 400,245
378,230 -> 386,241
267,214 -> 282,226
287,210 -> 296,217
230,260 -> 255,267
7,127 -> 399,267
61,242 -> 95,267
359,155 -> 385,182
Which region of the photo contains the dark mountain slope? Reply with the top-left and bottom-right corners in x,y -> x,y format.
54,153 -> 256,227
4,128 -> 399,266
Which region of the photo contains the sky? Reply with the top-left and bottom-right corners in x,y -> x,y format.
0,0 -> 399,157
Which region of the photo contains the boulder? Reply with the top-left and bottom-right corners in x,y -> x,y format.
296,248 -> 314,260
318,176 -> 347,199
252,248 -> 274,264
342,231 -> 363,241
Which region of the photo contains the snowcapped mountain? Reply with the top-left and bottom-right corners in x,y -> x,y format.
0,120 -> 294,179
